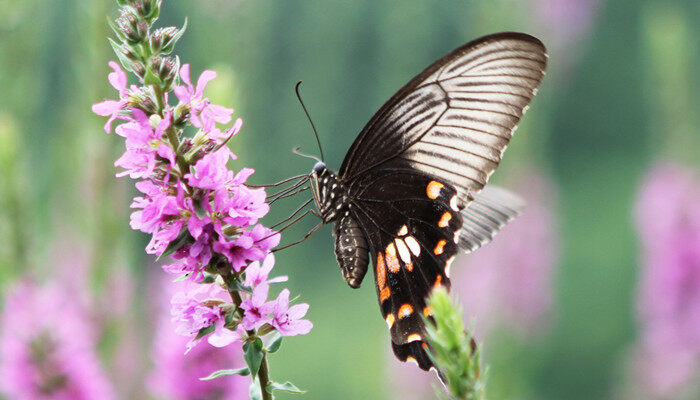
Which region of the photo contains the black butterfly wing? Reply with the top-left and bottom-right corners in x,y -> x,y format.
348,168 -> 462,371
337,32 -> 547,370
339,32 -> 547,208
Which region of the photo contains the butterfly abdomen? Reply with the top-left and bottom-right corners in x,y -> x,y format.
333,216 -> 369,288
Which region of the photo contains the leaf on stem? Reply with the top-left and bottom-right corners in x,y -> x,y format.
200,367 -> 250,381
266,381 -> 306,394
243,337 -> 264,379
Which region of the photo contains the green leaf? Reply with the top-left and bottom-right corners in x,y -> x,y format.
249,379 -> 263,400
161,18 -> 188,55
194,324 -> 215,340
193,197 -> 208,219
243,338 -> 264,379
108,38 -> 134,72
107,17 -> 126,42
144,66 -> 162,86
266,381 -> 306,394
156,226 -> 192,260
266,334 -> 283,353
200,367 -> 250,381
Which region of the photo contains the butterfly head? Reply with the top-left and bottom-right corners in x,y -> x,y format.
310,163 -> 347,223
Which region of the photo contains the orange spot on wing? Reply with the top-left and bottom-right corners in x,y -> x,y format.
376,253 -> 386,289
434,239 -> 447,255
407,333 -> 422,342
386,314 -> 395,328
422,343 -> 429,350
434,275 -> 443,288
423,306 -> 433,317
398,304 -> 414,319
385,246 -> 400,273
438,212 -> 452,227
405,262 -> 414,272
380,286 -> 391,303
426,181 -> 444,199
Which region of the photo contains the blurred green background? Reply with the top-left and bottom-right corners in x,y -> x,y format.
0,0 -> 698,399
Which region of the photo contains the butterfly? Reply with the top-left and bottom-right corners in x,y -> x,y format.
285,32 -> 547,372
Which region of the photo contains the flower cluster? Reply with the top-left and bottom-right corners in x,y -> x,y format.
0,281 -> 115,399
93,0 -> 311,395
150,273 -> 249,400
629,163 -> 700,397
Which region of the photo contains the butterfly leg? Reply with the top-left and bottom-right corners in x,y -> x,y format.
269,198 -> 313,229
248,173 -> 308,188
272,222 -> 323,253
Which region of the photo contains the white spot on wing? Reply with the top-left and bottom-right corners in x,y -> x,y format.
397,225 -> 408,236
445,256 -> 456,278
394,238 -> 412,264
450,195 -> 459,211
404,236 -> 421,256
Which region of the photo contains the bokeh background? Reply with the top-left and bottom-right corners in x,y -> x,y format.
0,0 -> 698,399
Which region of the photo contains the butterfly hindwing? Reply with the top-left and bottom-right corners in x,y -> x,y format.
348,170 -> 462,370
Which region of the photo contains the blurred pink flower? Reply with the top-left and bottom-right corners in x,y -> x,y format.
630,163 -> 700,396
454,172 -> 558,337
151,277 -> 248,400
0,281 -> 115,399
531,0 -> 601,47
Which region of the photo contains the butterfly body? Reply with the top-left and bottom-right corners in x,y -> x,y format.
304,32 -> 547,372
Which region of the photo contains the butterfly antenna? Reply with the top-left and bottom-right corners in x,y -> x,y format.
292,146 -> 322,164
295,81 -> 324,162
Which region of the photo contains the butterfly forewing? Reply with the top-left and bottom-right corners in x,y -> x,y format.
340,32 -> 547,208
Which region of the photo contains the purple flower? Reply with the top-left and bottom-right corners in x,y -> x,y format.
92,61 -> 129,133
239,284 -> 275,331
223,182 -> 270,228
214,224 -> 281,272
629,163 -> 700,396
454,172 -> 558,337
0,281 -> 115,399
269,289 -> 313,337
185,147 -> 236,190
150,276 -> 248,400
114,109 -> 175,179
171,282 -> 234,351
174,64 -> 233,130
244,254 -> 288,289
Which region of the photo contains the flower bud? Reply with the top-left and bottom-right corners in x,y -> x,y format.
173,102 -> 191,128
130,61 -> 146,78
129,0 -> 160,20
150,26 -> 181,54
127,88 -> 157,115
149,56 -> 178,88
222,224 -> 242,239
115,7 -> 147,43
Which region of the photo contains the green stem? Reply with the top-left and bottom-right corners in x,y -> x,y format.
220,268 -> 273,400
